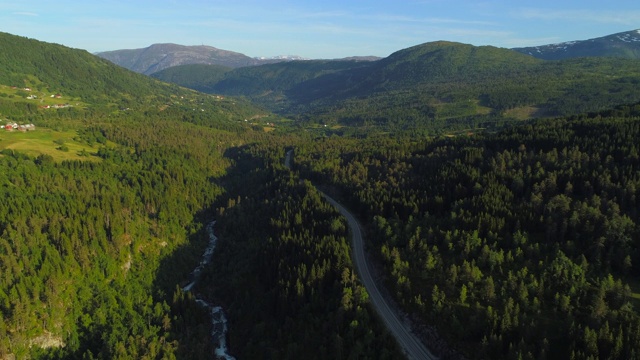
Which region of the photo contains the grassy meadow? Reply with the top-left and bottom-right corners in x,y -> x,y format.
0,128 -> 102,162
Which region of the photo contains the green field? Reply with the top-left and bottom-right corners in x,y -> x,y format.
0,83 -> 86,108
0,128 -> 102,162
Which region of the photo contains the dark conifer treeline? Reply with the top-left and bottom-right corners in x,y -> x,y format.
197,141 -> 402,359
293,114 -> 640,359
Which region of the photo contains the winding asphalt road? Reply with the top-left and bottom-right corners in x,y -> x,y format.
321,193 -> 437,360
285,150 -> 436,360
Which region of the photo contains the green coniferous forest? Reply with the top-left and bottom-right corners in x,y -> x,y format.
2,31 -> 640,360
291,108 -> 640,359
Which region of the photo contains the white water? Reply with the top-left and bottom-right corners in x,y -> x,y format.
182,221 -> 235,360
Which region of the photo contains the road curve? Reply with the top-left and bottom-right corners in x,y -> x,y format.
284,149 -> 436,359
320,193 -> 437,360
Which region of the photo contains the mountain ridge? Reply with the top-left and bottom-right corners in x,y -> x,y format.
96,43 -> 317,75
513,29 -> 640,60
99,29 -> 639,76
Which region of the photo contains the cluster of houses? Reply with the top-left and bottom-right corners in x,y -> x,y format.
1,122 -> 36,132
3,86 -> 73,112
30,94 -> 63,100
39,104 -> 71,109
11,86 -> 64,103
25,91 -> 68,108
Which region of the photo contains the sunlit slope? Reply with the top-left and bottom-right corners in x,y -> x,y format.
154,40 -> 640,131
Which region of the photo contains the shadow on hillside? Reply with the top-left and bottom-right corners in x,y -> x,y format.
152,144 -> 268,360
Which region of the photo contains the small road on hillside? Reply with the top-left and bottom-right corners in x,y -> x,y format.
285,150 -> 436,360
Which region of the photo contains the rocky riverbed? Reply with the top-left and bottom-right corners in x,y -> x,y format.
182,221 -> 235,360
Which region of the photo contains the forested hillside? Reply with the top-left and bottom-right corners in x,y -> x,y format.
190,141 -> 402,359
151,41 -> 640,132
0,32 -> 179,104
0,31 -> 272,125
292,106 -> 640,359
0,32 -> 402,359
152,59 -> 370,109
0,116 -> 241,358
0,32 -> 254,358
150,64 -> 232,93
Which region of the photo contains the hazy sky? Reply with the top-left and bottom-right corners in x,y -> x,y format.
1,0 -> 638,58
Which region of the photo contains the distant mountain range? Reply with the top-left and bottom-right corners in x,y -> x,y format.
95,43 -> 283,75
95,44 -> 380,75
513,29 -> 640,60
97,30 -> 640,77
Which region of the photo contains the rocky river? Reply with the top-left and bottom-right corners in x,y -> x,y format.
182,221 -> 235,360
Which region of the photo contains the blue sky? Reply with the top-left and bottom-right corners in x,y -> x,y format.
1,0 -> 638,58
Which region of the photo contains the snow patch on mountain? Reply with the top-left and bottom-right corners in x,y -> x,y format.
512,29 -> 640,60
617,32 -> 640,43
255,55 -> 309,61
